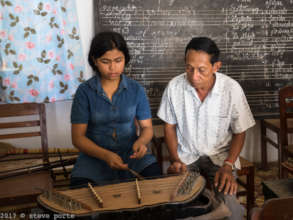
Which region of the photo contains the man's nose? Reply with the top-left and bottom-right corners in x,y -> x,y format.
192,69 -> 200,80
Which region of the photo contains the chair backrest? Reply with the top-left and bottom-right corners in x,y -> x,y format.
259,197 -> 293,220
0,103 -> 48,162
279,86 -> 293,147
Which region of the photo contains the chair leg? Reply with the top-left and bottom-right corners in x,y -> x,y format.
152,137 -> 163,172
278,134 -> 284,179
260,120 -> 268,170
246,166 -> 255,219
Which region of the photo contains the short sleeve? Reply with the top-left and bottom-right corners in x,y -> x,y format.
71,85 -> 90,124
157,84 -> 177,125
231,83 -> 255,133
136,85 -> 151,120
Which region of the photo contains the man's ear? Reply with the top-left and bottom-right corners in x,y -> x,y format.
213,61 -> 222,73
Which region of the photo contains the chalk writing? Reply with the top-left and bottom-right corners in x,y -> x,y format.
95,0 -> 293,120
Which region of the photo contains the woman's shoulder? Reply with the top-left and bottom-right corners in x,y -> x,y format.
123,75 -> 144,90
77,76 -> 97,90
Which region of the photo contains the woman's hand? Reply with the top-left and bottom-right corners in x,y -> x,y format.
104,151 -> 128,170
214,165 -> 238,195
130,140 -> 148,159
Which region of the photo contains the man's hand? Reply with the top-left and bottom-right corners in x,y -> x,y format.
130,140 -> 147,159
104,151 -> 128,170
214,165 -> 238,195
167,161 -> 187,174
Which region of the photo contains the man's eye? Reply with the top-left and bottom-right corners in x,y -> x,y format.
186,65 -> 193,71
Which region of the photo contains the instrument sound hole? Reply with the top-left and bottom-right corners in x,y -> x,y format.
113,194 -> 121,198
152,190 -> 161,194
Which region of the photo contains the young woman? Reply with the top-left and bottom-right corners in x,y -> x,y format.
70,31 -> 161,187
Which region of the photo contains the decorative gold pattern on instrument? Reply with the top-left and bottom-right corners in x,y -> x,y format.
42,190 -> 92,211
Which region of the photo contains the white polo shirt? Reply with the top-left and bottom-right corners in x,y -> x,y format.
157,72 -> 256,169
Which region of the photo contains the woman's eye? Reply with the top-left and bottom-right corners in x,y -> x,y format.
100,60 -> 110,64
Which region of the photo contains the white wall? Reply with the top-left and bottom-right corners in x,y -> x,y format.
2,0 -> 281,163
44,0 -> 94,149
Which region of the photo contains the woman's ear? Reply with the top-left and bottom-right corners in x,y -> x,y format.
92,57 -> 98,66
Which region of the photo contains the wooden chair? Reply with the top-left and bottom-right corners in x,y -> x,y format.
250,197 -> 293,220
260,87 -> 293,177
0,103 -> 49,162
279,86 -> 293,178
0,103 -> 52,209
152,124 -> 255,220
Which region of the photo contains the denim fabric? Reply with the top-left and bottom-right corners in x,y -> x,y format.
70,74 -> 156,184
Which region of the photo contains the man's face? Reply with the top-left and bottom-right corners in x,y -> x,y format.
185,49 -> 221,89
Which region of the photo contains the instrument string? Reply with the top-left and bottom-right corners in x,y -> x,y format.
67,176 -> 192,201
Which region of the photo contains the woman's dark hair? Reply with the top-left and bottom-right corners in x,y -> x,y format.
88,31 -> 130,73
185,37 -> 220,65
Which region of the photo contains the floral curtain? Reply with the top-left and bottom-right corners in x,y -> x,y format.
0,0 -> 85,103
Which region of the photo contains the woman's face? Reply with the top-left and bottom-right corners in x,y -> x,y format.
94,49 -> 125,81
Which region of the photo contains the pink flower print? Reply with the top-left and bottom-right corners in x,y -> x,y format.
49,81 -> 54,89
26,42 -> 35,49
46,34 -> 52,43
50,97 -> 56,102
3,78 -> 10,86
14,5 -> 23,13
0,13 -> 3,20
64,74 -> 71,81
29,89 -> 39,97
69,63 -> 74,70
18,54 -> 26,61
48,51 -> 54,59
11,82 -> 17,89
56,55 -> 61,61
52,8 -> 57,15
63,20 -> 66,26
0,30 -> 6,38
60,29 -> 65,35
8,34 -> 14,41
45,4 -> 51,11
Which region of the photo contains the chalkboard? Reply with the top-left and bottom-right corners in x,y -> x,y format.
94,0 -> 293,122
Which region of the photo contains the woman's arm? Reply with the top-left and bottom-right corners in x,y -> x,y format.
72,123 -> 128,170
130,118 -> 153,159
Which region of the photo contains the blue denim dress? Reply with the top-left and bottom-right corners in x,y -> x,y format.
70,74 -> 156,184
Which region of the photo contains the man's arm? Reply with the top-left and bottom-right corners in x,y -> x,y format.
164,123 -> 187,173
214,131 -> 246,195
225,132 -> 246,164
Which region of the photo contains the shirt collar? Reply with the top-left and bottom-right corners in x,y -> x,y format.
88,74 -> 128,94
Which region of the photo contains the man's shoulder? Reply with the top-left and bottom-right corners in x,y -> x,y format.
167,73 -> 186,89
217,72 -> 242,90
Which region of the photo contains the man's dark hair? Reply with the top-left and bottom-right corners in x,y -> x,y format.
88,31 -> 130,74
185,37 -> 220,64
